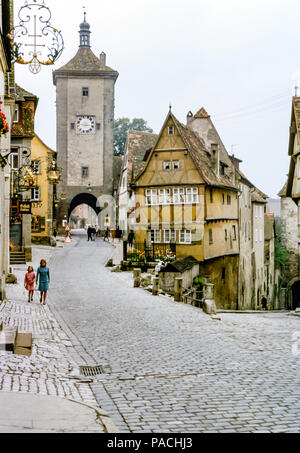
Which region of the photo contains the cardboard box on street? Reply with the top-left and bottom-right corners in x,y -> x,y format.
14,333 -> 32,357
14,346 -> 32,357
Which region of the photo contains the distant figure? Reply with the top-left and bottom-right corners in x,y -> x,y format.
53,229 -> 57,239
24,266 -> 35,303
115,226 -> 122,243
261,297 -> 267,310
104,227 -> 110,241
87,226 -> 92,241
36,259 -> 50,305
91,225 -> 96,241
128,230 -> 134,248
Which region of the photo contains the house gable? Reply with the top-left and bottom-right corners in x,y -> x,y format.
135,112 -> 205,187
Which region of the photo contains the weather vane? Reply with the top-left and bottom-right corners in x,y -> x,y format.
8,0 -> 64,74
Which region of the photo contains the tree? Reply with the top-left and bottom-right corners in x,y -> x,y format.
274,217 -> 288,270
114,118 -> 154,156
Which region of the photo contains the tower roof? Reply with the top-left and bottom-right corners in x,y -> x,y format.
53,47 -> 118,82
53,12 -> 118,82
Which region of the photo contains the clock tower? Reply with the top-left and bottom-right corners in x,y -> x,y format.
53,13 -> 118,231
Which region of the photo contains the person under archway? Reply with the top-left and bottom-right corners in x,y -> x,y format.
261,297 -> 267,310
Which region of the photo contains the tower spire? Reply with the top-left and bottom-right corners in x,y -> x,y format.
79,10 -> 91,48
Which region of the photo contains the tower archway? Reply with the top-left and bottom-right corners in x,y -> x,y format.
68,193 -> 100,219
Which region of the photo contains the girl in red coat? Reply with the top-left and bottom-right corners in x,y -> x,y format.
24,266 -> 35,303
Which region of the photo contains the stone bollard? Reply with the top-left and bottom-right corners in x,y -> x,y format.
203,282 -> 217,315
203,283 -> 214,300
152,277 -> 159,296
133,268 -> 141,288
174,277 -> 183,302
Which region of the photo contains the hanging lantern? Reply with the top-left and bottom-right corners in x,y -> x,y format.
9,0 -> 64,74
47,160 -> 61,185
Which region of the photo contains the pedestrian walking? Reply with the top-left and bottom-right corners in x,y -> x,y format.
115,226 -> 122,243
24,266 -> 35,303
36,259 -> 50,305
104,227 -> 110,241
128,230 -> 134,248
53,228 -> 57,239
87,226 -> 92,241
92,225 -> 96,241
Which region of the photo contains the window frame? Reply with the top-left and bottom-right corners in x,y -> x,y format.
82,166 -> 89,178
31,187 -> 40,202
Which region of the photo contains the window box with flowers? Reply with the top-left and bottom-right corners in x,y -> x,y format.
0,102 -> 10,136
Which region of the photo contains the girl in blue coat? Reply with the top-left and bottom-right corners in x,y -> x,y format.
36,259 -> 50,305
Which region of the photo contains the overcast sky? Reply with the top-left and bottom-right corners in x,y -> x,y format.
14,0 -> 300,198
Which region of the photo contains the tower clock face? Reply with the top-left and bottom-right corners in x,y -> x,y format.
76,115 -> 96,134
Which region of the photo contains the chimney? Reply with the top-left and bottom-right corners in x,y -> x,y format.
100,52 -> 106,66
229,154 -> 243,170
186,111 -> 193,127
211,143 -> 220,176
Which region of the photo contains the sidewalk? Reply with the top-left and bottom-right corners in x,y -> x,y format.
0,392 -> 114,433
0,242 -> 120,433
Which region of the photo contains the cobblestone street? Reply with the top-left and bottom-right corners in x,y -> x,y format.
44,231 -> 300,433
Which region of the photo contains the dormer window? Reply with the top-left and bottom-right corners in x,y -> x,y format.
173,161 -> 179,170
168,126 -> 175,135
164,161 -> 171,170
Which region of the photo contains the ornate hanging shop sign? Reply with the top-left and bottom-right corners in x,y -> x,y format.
8,0 -> 64,74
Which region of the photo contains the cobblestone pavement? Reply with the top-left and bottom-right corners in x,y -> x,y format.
0,244 -> 107,433
46,231 -> 300,433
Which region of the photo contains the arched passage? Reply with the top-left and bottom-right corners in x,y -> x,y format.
68,193 -> 101,219
291,281 -> 300,310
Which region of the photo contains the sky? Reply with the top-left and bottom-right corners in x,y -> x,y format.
13,0 -> 300,198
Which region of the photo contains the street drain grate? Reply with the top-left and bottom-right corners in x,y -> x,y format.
80,365 -> 104,377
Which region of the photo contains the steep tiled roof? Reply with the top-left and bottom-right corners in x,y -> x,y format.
194,107 -> 210,118
171,114 -> 237,190
278,181 -> 287,197
113,156 -> 123,191
15,84 -> 38,104
53,47 -> 118,79
251,187 -> 268,203
159,256 -> 199,273
126,130 -> 158,184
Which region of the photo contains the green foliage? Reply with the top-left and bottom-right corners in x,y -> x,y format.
114,118 -> 154,156
274,217 -> 288,269
70,214 -> 78,224
193,276 -> 206,288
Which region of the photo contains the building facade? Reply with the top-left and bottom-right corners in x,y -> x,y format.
125,107 -> 269,309
0,0 -> 14,299
285,96 -> 300,309
118,130 -> 158,238
10,84 -> 38,262
132,110 -> 240,309
53,14 -> 118,232
30,135 -> 56,244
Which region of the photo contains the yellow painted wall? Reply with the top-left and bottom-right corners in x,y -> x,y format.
206,187 -> 238,220
31,135 -> 54,240
204,220 -> 239,259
